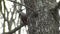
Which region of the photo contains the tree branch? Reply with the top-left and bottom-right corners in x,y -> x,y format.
3,24 -> 24,34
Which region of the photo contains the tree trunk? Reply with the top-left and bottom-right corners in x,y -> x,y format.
24,0 -> 59,34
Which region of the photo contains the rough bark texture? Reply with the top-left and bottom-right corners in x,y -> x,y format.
24,0 -> 59,34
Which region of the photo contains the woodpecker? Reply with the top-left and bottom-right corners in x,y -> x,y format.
19,12 -> 28,25
19,12 -> 38,25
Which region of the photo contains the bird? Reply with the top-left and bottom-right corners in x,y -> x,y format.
19,12 -> 28,25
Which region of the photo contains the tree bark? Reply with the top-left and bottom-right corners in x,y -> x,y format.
24,0 -> 59,34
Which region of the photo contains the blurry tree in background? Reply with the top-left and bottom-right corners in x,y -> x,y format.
0,0 -> 60,34
24,0 -> 59,34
